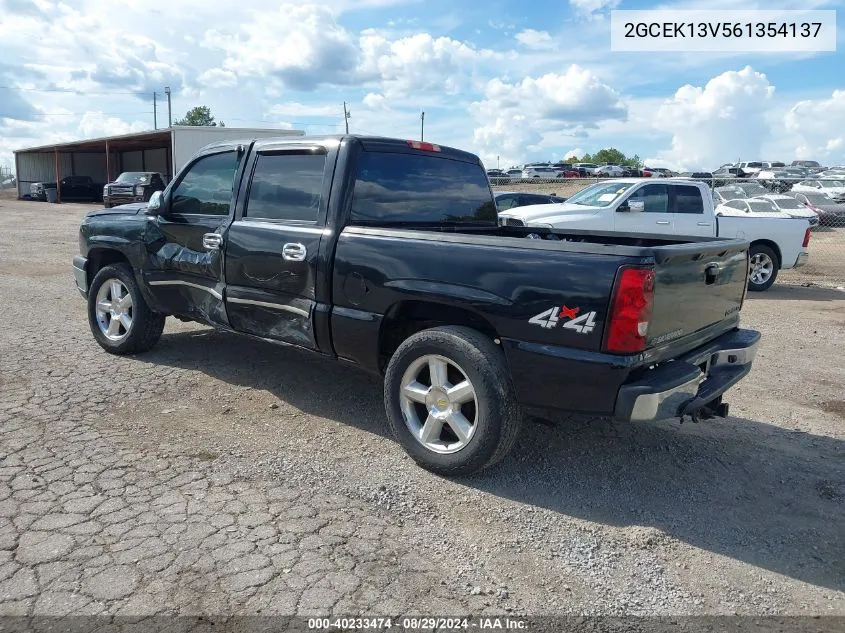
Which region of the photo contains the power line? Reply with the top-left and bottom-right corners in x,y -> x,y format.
0,86 -> 155,96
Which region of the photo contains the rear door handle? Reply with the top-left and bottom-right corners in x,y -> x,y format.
202,233 -> 223,250
282,243 -> 307,262
656,220 -> 671,225
697,222 -> 711,226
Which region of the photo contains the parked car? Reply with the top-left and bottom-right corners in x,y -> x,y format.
791,160 -> 824,171
791,179 -> 845,202
103,172 -> 167,208
498,178 -> 810,291
785,191 -> 845,226
495,191 -> 566,211
571,162 -> 599,175
817,169 -> 845,179
594,164 -> 625,177
736,161 -> 764,175
56,176 -> 104,202
522,166 -> 562,179
731,182 -> 770,198
486,169 -> 511,185
677,171 -> 713,182
505,169 -> 523,179
712,167 -> 745,186
71,135 -> 761,475
752,195 -> 819,226
552,164 -> 582,178
712,185 -> 747,205
754,170 -> 795,193
649,168 -> 676,177
761,161 -> 786,169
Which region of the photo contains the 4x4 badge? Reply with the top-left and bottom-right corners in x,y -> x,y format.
529,305 -> 597,334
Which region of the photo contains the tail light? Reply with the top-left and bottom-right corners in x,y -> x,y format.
406,140 -> 441,152
603,267 -> 655,354
802,227 -> 811,248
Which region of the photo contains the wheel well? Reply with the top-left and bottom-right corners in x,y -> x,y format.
378,301 -> 499,372
87,249 -> 131,285
749,240 -> 782,268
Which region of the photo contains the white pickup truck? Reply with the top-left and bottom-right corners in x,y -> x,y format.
498,179 -> 811,291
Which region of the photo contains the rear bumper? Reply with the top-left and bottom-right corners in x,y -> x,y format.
613,328 -> 760,422
73,255 -> 88,298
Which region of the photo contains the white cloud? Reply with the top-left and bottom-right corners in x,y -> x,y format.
197,68 -> 238,88
515,29 -> 555,50
359,31 -> 504,98
564,148 -> 584,160
470,66 -> 627,167
206,4 -> 359,90
650,66 -> 774,170
784,91 -> 845,162
570,0 -> 620,18
77,112 -> 149,139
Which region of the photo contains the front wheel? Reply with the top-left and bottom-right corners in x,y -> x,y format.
383,326 -> 522,476
87,263 -> 166,354
747,244 -> 779,292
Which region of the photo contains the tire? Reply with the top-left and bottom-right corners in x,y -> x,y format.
87,263 -> 166,354
383,326 -> 522,476
747,244 -> 779,292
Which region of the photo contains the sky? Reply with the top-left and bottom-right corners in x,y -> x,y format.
0,0 -> 844,172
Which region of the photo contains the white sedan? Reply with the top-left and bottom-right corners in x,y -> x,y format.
791,179 -> 845,201
753,195 -> 819,226
593,164 -> 625,177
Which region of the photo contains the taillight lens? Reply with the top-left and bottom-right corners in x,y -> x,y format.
802,227 -> 811,248
406,140 -> 441,152
604,267 -> 655,354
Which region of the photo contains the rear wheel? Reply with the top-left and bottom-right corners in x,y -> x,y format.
747,244 -> 779,292
383,326 -> 522,476
87,263 -> 165,354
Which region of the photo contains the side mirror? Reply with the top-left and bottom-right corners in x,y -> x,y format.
145,190 -> 164,215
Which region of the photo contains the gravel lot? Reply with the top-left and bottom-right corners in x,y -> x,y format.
0,198 -> 843,618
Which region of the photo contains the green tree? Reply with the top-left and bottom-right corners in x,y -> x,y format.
174,105 -> 225,127
562,148 -> 641,167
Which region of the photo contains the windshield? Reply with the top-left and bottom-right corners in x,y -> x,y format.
736,183 -> 767,196
803,193 -> 833,205
565,182 -> 633,207
772,198 -> 803,209
820,180 -> 845,187
715,186 -> 746,199
116,172 -> 151,184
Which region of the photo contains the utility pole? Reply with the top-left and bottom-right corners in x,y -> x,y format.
420,111 -> 425,141
343,102 -> 350,134
153,91 -> 157,129
164,86 -> 172,127
497,155 -> 500,169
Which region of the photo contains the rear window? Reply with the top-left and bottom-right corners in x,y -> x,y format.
673,185 -> 704,214
749,200 -> 778,212
350,152 -> 496,226
746,162 -> 763,168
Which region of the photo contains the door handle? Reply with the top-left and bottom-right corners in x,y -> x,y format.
656,220 -> 671,225
282,242 -> 307,262
202,233 -> 223,250
697,222 -> 711,226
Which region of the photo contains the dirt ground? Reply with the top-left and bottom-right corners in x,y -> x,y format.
0,198 -> 842,619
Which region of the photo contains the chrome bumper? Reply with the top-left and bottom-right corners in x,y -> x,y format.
615,328 -> 761,422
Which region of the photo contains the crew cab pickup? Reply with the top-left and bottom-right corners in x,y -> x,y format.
72,136 -> 760,475
499,179 -> 811,291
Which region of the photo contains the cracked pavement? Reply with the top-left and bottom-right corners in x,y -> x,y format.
0,199 -> 843,618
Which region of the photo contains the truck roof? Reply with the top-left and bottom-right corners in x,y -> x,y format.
198,134 -> 482,165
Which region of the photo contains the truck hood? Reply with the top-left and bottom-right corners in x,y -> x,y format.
85,202 -> 148,218
499,202 -> 600,224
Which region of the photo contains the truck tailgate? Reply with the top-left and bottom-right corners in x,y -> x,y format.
646,240 -> 748,350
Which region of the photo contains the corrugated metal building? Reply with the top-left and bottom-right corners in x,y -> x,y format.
14,126 -> 304,199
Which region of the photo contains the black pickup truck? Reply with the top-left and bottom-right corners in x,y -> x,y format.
72,135 -> 760,475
